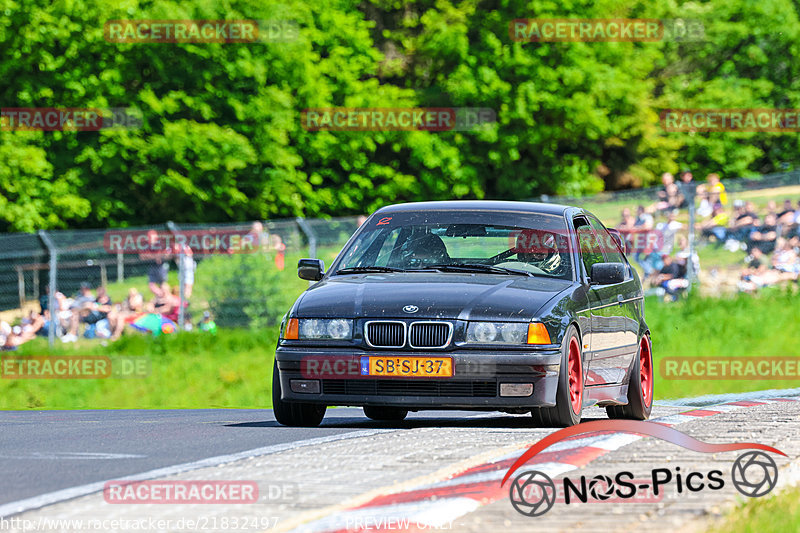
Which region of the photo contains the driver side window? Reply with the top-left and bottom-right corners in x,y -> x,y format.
574,218 -> 605,277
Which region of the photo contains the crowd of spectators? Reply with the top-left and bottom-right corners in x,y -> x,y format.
0,222 -> 292,349
615,170 -> 800,298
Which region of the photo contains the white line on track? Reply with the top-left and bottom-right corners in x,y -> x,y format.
0,428 -> 395,519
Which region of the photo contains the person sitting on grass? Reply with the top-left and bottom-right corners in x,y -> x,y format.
108,288 -> 145,341
66,285 -> 113,341
697,204 -> 729,243
653,254 -> 689,301
772,238 -> 800,277
748,213 -> 779,254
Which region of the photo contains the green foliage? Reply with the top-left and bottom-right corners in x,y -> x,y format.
2,0 -> 800,231
201,252 -> 288,328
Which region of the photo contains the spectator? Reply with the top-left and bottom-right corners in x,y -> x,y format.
634,205 -> 654,229
617,207 -> 636,231
248,221 -> 269,252
696,191 -> 713,218
21,310 -> 45,340
677,170 -> 693,208
271,234 -> 286,271
656,209 -> 683,254
629,205 -> 659,275
66,285 -> 113,341
675,235 -> 700,277
1,324 -> 22,351
706,173 -> 727,205
174,242 -> 196,299
654,254 -> 689,301
198,311 -> 217,334
698,204 -> 729,242
772,238 -> 800,276
140,229 -> 170,297
777,199 -> 796,227
728,201 -> 758,242
109,288 -> 145,340
749,213 -> 779,254
765,200 -> 778,218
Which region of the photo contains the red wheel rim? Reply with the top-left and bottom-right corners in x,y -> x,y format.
639,336 -> 653,407
567,337 -> 583,414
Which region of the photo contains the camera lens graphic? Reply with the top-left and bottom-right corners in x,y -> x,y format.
509,470 -> 556,517
731,451 -> 778,498
588,475 -> 615,500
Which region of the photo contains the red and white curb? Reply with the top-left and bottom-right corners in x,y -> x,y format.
292,395 -> 799,532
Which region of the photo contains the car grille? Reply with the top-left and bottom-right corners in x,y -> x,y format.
322,380 -> 497,397
365,321 -> 406,348
409,322 -> 452,348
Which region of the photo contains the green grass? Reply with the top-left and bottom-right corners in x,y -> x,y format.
709,486 -> 800,533
647,287 -> 800,400
1,285 -> 798,409
0,328 -> 279,409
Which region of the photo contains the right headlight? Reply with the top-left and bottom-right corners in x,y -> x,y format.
283,318 -> 353,340
465,321 -> 551,345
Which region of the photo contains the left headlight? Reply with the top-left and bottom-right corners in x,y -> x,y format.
283,318 -> 352,340
465,321 -> 551,345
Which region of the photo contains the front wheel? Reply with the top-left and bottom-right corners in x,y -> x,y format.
531,325 -> 583,427
607,334 -> 653,420
272,361 -> 326,427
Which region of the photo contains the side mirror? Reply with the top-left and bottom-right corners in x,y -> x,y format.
590,262 -> 626,285
606,229 -> 628,254
298,258 -> 325,281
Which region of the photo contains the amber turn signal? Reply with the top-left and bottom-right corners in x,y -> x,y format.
526,322 -> 551,344
284,318 -> 299,339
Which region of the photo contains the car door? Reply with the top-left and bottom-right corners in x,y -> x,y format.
573,216 -> 612,385
587,215 -> 640,384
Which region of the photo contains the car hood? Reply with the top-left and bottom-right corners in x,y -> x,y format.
293,272 -> 573,321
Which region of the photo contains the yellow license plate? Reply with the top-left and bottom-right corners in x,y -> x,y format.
360,356 -> 453,378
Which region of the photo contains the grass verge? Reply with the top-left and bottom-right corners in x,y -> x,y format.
0,289 -> 797,409
708,486 -> 800,533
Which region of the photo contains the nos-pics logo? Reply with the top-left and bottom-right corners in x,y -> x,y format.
502,420 -> 784,517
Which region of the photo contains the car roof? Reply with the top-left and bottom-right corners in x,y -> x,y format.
374,200 -> 578,217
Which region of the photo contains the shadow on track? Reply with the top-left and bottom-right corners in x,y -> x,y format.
225,415 -> 607,430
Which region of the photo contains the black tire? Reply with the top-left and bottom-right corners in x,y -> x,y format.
607,334 -> 653,420
531,325 -> 584,427
272,361 -> 326,427
363,406 -> 408,421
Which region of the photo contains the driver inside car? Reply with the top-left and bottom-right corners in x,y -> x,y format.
398,232 -> 451,268
500,229 -> 563,274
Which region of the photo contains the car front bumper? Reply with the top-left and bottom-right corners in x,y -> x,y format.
274,346 -> 562,409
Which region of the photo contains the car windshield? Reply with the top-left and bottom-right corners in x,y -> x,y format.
332,210 -> 574,280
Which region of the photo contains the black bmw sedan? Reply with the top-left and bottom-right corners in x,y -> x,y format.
273,201 -> 653,427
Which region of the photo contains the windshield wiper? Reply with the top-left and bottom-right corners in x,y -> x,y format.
422,263 -> 534,277
335,266 -> 407,275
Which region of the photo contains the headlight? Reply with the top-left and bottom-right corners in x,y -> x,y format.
466,322 -> 550,345
283,318 -> 352,340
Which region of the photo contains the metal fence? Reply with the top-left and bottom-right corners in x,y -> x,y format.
0,217 -> 362,346
2,170 -> 800,346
